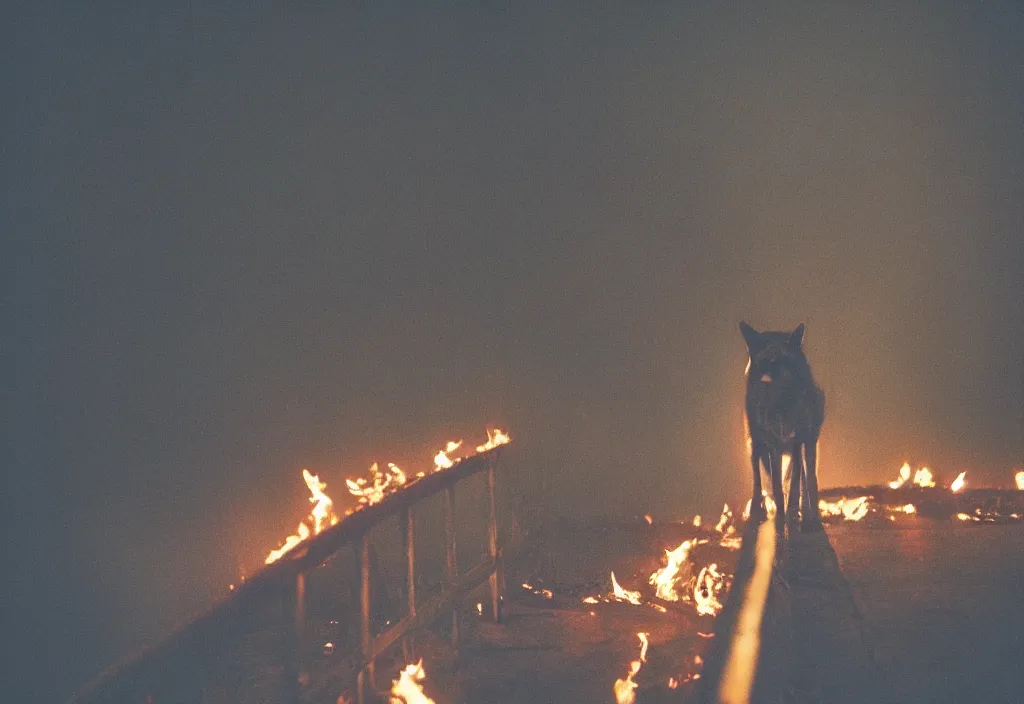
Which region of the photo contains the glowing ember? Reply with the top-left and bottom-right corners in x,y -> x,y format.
896,504 -> 916,514
694,563 -> 728,616
693,515 -> 702,528
433,440 -> 463,470
956,512 -> 974,522
643,514 -> 653,525
346,463 -> 408,506
913,466 -> 935,488
266,470 -> 339,564
521,582 -> 554,599
1016,471 -> 1024,490
390,660 -> 435,704
610,572 -> 643,606
613,633 -> 648,704
475,427 -> 511,453
649,540 -> 695,601
889,462 -> 912,489
950,471 -> 967,493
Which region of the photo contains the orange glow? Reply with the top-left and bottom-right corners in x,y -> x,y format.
1015,471 -> 1024,490
613,633 -> 649,704
649,540 -> 695,602
913,466 -> 935,488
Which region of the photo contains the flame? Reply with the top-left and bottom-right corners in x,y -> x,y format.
433,440 -> 463,470
475,427 -> 510,453
896,503 -> 916,514
694,563 -> 728,616
643,514 -> 653,525
346,463 -> 408,506
950,471 -> 967,493
266,470 -> 339,564
613,633 -> 649,704
649,540 -> 695,601
714,504 -> 733,533
1017,471 -> 1024,490
389,660 -> 435,704
693,515 -> 702,528
913,466 -> 935,488
610,572 -> 643,606
817,496 -> 870,521
889,462 -> 912,489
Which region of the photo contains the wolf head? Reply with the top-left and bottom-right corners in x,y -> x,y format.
740,321 -> 810,390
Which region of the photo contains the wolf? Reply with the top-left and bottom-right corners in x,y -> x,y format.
740,321 -> 825,533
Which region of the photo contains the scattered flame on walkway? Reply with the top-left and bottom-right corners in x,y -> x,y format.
266,470 -> 339,564
694,563 -> 728,616
895,504 -> 916,514
913,467 -> 935,488
714,504 -> 733,533
521,582 -> 553,599
643,514 -> 653,525
950,471 -> 967,493
889,462 -> 912,489
613,633 -> 648,704
610,572 -> 643,606
1016,471 -> 1024,490
818,496 -> 871,522
649,540 -> 695,601
475,428 -> 510,453
693,515 -> 702,528
389,660 -> 434,704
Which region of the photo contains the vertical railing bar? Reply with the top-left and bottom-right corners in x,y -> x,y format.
402,506 -> 416,662
356,533 -> 372,704
443,485 -> 460,649
487,459 -> 501,623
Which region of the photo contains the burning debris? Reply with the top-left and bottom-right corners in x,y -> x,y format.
1016,471 -> 1024,491
346,463 -> 407,506
950,471 -> 967,493
693,564 -> 729,616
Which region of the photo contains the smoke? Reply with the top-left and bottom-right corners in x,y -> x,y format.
6,2 -> 1022,701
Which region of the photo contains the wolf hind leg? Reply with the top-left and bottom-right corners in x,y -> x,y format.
802,439 -> 824,533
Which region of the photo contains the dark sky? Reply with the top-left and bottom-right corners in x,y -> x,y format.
6,3 -> 1023,701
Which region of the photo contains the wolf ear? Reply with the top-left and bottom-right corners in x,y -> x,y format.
788,323 -> 806,348
739,320 -> 762,350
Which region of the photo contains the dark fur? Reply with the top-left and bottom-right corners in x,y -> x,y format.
740,321 -> 825,533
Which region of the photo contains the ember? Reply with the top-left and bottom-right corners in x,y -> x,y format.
950,471 -> 967,493
1017,471 -> 1024,491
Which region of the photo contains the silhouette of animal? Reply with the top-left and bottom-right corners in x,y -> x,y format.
740,321 -> 825,533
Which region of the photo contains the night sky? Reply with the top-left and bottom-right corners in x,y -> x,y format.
6,3 -> 1023,702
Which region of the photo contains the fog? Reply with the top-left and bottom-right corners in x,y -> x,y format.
6,3 -> 1022,701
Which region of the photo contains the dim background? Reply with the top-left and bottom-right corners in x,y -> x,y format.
5,3 -> 1022,702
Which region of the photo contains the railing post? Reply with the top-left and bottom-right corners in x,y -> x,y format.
487,460 -> 502,623
402,506 -> 417,661
282,572 -> 305,703
443,485 -> 460,649
356,534 -> 373,704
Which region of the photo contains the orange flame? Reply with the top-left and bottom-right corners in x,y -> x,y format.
610,572 -> 643,606
818,496 -> 870,522
1016,471 -> 1024,491
613,633 -> 649,704
649,540 -> 695,602
389,659 -> 435,704
950,471 -> 966,493
433,440 -> 462,470
913,466 -> 935,488
475,427 -> 511,453
889,462 -> 912,489
694,563 -> 727,616
346,463 -> 408,506
266,470 -> 339,564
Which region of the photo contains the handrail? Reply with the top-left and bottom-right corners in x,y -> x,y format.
69,445 -> 507,704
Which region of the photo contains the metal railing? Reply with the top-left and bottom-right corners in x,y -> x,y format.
69,446 -> 507,704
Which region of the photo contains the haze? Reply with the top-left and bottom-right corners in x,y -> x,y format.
6,3 -> 1022,701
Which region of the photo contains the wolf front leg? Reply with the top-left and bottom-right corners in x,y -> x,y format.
768,450 -> 786,535
787,446 -> 803,528
802,440 -> 824,532
750,442 -> 765,521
